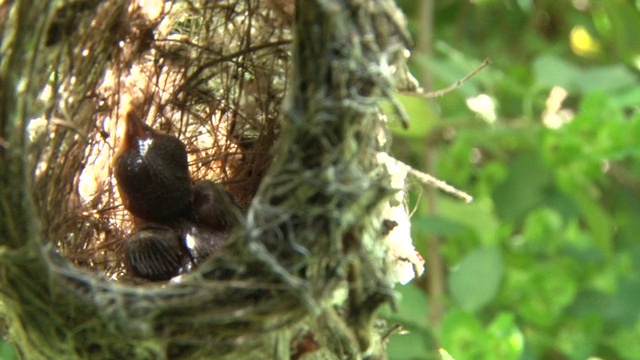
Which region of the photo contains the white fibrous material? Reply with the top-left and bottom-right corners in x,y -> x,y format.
377,152 -> 425,285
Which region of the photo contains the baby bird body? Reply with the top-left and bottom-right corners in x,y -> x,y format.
114,112 -> 192,223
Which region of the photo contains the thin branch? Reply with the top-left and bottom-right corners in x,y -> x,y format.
378,152 -> 473,203
407,166 -> 473,203
402,58 -> 491,99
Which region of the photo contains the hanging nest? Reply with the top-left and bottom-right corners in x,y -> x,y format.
0,0 -> 420,359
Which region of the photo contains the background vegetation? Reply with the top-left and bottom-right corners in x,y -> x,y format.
2,1 -> 639,359
385,0 -> 640,359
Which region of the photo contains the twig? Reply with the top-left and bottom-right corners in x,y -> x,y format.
402,58 -> 491,99
407,166 -> 473,203
378,152 -> 473,203
381,323 -> 404,343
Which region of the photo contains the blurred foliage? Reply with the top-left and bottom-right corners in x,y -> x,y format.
385,0 -> 640,359
0,342 -> 17,360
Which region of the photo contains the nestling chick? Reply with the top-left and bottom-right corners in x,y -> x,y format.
114,111 -> 192,222
176,220 -> 231,267
175,180 -> 244,267
123,223 -> 190,281
191,180 -> 243,231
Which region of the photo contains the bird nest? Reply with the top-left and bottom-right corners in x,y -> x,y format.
38,0 -> 289,278
0,0 -> 420,358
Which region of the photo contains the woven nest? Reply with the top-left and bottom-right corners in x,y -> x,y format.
0,0 -> 418,359
37,0 -> 289,278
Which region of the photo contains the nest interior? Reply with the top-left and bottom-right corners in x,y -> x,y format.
38,0 -> 290,278
0,0 -> 415,359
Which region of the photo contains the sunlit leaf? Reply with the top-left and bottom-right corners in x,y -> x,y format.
440,309 -> 486,359
516,264 -> 578,327
486,313 -> 525,360
388,93 -> 436,139
439,348 -> 457,360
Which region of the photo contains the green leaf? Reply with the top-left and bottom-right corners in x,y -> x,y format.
385,285 -> 433,360
533,55 -> 581,90
515,263 -> 578,328
596,0 -> 640,64
386,326 -> 433,360
388,93 -> 436,139
606,325 -> 640,360
389,284 -> 429,329
555,316 -> 602,359
449,247 -> 504,312
573,65 -> 637,94
492,152 -> 552,225
520,207 -> 564,255
533,56 -> 635,94
609,86 -> 640,110
438,196 -> 500,246
572,191 -> 613,258
439,348 -> 457,360
486,313 -> 525,360
0,342 -> 17,360
440,309 -> 486,359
